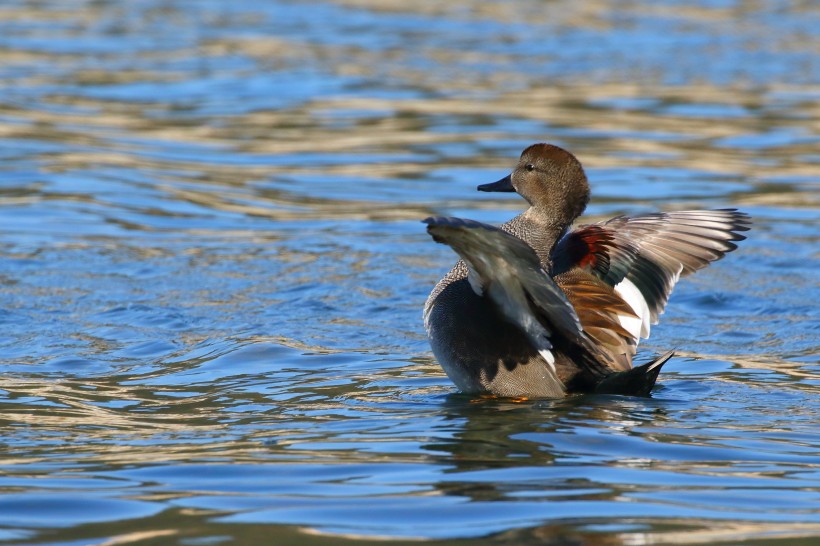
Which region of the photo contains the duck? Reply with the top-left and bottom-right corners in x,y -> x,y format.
423,143 -> 750,398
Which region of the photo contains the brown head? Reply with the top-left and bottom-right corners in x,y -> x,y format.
478,144 -> 590,226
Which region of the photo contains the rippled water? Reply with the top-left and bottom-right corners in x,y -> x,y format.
0,1 -> 819,544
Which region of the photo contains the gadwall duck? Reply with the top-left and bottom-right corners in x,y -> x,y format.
423,143 -> 750,398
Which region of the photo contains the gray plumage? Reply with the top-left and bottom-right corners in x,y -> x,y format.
424,143 -> 750,398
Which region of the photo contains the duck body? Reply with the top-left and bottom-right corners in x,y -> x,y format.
423,144 -> 750,398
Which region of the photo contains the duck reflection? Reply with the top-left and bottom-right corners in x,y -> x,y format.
416,392 -> 676,545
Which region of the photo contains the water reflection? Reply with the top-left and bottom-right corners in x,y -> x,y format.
0,0 -> 818,544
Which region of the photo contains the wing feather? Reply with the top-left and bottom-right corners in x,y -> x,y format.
424,216 -> 617,381
552,209 -> 750,354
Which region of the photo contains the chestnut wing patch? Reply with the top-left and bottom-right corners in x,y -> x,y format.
553,270 -> 639,372
552,209 -> 751,344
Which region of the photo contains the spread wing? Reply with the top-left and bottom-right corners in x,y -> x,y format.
551,209 -> 751,363
423,216 -> 615,382
425,216 -> 581,342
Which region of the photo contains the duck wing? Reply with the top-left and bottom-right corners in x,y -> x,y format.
424,216 -> 616,384
552,209 -> 751,351
552,268 -> 641,372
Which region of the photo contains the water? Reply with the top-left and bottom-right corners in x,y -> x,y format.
0,0 -> 818,544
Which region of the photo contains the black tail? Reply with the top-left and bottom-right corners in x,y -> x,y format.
594,350 -> 675,396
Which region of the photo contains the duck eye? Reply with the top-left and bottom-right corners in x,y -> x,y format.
525,164 -> 535,172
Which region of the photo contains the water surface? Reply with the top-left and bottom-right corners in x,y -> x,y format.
0,1 -> 819,544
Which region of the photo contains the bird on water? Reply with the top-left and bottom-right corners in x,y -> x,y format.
423,143 -> 750,398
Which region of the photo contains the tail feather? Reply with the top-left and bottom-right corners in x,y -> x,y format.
594,349 -> 675,396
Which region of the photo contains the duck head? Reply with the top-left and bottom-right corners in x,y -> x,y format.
478,143 -> 591,225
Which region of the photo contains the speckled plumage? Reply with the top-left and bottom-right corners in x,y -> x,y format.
424,144 -> 750,398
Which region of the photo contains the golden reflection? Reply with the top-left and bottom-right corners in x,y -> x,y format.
98,530 -> 178,545
0,1 -> 817,543
2,79 -> 816,231
620,522 -> 820,545
2,79 -> 817,219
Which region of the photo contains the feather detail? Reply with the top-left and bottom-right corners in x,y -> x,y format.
553,209 -> 751,338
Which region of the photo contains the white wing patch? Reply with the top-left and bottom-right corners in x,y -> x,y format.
614,277 -> 652,340
538,348 -> 556,374
614,266 -> 682,342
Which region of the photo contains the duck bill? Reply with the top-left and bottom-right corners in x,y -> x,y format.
477,174 -> 514,192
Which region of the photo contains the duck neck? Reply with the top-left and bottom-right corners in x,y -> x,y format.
516,208 -> 572,265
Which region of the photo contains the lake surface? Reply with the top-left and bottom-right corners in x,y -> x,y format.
0,0 -> 818,544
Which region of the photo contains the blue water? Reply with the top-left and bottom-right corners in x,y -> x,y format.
0,1 -> 818,544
